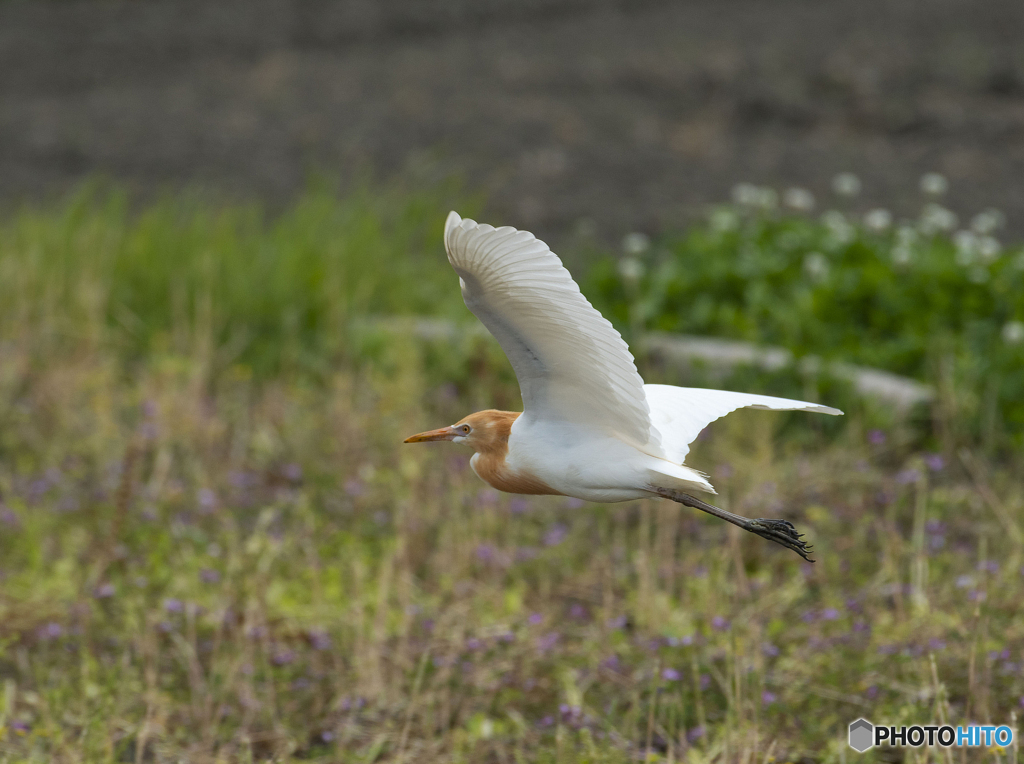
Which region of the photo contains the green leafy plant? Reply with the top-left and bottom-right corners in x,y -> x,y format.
587,185 -> 1024,449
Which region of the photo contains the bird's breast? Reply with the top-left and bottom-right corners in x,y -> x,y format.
470,451 -> 562,496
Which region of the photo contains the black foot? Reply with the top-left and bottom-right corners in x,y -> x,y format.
744,518 -> 814,562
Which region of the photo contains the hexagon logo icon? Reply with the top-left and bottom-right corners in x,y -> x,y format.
849,718 -> 874,752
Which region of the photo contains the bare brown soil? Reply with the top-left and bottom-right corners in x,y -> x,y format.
2,0 -> 1024,245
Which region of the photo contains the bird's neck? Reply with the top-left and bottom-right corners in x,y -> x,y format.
469,410 -> 562,496
470,409 -> 519,456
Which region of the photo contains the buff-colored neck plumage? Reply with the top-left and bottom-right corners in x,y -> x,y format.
456,410 -> 562,496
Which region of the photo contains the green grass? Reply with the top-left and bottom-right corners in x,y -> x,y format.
1,182 -> 1023,762
0,179 -> 478,379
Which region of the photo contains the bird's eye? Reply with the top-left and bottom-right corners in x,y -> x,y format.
461,425 -> 471,434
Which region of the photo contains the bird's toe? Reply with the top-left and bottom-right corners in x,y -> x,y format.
747,518 -> 814,562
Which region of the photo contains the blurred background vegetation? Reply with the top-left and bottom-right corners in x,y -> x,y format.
2,0 -> 1024,761
1,177 -> 1022,763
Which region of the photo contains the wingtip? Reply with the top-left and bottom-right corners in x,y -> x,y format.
444,211 -> 463,236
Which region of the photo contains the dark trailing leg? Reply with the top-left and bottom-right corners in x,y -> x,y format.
651,487 -> 814,562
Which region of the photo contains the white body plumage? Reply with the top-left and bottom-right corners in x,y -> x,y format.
406,212 -> 841,558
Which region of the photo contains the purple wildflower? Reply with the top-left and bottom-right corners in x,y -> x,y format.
688,725 -> 706,742
475,544 -> 496,562
711,616 -> 730,631
700,674 -> 711,690
528,612 -> 543,626
925,454 -> 945,472
163,598 -> 184,613
978,560 -> 999,574
607,615 -> 627,630
661,668 -> 681,681
895,469 -> 921,485
321,731 -> 335,742
229,471 -> 258,488
94,583 -> 115,598
283,463 -> 303,482
543,523 -> 568,546
928,638 -> 946,651
762,642 -> 780,657
514,546 -> 537,562
197,488 -> 217,512
344,479 -> 364,497
309,630 -> 332,651
272,649 -> 295,666
200,568 -> 221,584
536,632 -> 560,651
569,603 -> 588,620
559,703 -> 582,723
39,622 -> 63,640
822,608 -> 840,621
762,690 -> 778,705
563,497 -> 585,509
0,506 -> 19,528
868,429 -> 887,445
509,497 -> 529,514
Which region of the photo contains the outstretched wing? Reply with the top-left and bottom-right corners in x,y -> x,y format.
644,384 -> 843,463
444,212 -> 651,446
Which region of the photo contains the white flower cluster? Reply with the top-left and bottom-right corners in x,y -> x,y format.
864,209 -> 892,232
731,183 -> 778,210
892,226 -> 917,266
919,203 -> 958,235
821,210 -> 855,248
1003,321 -> 1024,345
919,172 -> 948,196
803,252 -> 829,282
831,173 -> 861,197
953,230 -> 1001,266
709,207 -> 740,232
622,232 -> 651,256
784,187 -> 815,212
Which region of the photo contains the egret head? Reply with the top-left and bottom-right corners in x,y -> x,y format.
403,410 -> 519,453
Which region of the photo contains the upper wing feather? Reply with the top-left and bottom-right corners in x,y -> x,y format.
644,384 -> 843,464
444,212 -> 652,446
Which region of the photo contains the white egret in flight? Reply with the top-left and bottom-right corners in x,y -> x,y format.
405,213 -> 842,560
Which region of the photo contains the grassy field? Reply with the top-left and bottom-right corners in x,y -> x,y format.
1,181 -> 1023,763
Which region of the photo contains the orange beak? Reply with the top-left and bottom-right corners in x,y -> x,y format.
403,426 -> 457,443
